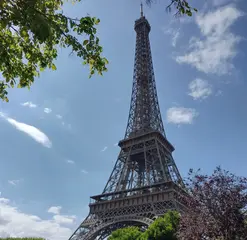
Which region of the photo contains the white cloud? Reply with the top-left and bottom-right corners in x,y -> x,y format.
188,78 -> 213,100
0,113 -> 52,148
176,5 -> 243,75
101,146 -> 108,152
114,142 -> 118,147
0,198 -> 9,204
171,31 -> 180,47
8,180 -> 21,186
56,114 -> 63,119
21,102 -> 37,108
167,107 -> 198,124
81,169 -> 88,174
163,27 -> 180,47
53,215 -> 76,225
66,159 -> 75,164
44,108 -> 52,114
48,206 -> 62,215
0,198 -> 75,240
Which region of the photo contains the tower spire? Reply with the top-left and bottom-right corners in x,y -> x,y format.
140,2 -> 143,17
69,10 -> 186,240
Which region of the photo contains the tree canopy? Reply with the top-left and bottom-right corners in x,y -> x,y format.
108,226 -> 142,240
0,0 -> 108,102
108,210 -> 179,240
142,210 -> 180,240
0,0 -> 197,102
178,167 -> 247,240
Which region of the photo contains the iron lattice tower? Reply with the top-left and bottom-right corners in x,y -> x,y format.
69,5 -> 186,240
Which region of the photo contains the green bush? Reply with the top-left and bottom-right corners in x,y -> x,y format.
109,210 -> 180,240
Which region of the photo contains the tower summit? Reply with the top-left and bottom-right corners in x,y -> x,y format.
69,7 -> 186,240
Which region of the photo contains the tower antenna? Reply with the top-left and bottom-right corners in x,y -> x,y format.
140,2 -> 143,17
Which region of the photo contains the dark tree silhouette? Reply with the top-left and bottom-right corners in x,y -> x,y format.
178,167 -> 247,240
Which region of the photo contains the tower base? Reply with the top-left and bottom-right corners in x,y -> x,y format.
69,182 -> 187,240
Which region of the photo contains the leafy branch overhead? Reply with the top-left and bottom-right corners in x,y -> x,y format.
146,0 -> 197,16
0,0 -> 196,102
0,0 -> 108,102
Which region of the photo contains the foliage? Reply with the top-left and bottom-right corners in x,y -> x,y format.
178,167 -> 247,240
109,211 -> 179,240
108,226 -> 142,240
0,0 -> 108,102
146,0 -> 198,17
0,0 -> 197,102
142,210 -> 179,240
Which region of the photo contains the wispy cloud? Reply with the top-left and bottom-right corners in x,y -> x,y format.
44,108 -> 52,114
81,169 -> 88,174
66,159 -> 75,164
114,142 -> 118,147
53,215 -> 76,225
167,107 -> 198,124
21,102 -> 37,108
56,114 -> 63,119
163,27 -> 180,47
176,5 -> 243,75
101,146 -> 108,152
0,112 -> 52,148
8,179 -> 22,186
47,206 -> 62,215
188,78 -> 213,100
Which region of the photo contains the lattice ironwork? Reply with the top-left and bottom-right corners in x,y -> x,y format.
125,14 -> 165,139
69,5 -> 185,240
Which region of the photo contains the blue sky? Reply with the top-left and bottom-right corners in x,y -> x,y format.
0,0 -> 247,239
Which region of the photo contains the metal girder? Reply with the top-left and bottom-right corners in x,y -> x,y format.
69,182 -> 186,240
69,13 -> 185,240
125,17 -> 165,139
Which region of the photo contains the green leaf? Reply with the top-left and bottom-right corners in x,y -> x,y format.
86,44 -> 91,51
103,58 -> 109,64
83,40 -> 89,45
51,64 -> 57,71
0,0 -> 105,102
180,7 -> 185,14
186,10 -> 192,16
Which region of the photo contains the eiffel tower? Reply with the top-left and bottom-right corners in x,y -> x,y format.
69,4 -> 186,240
